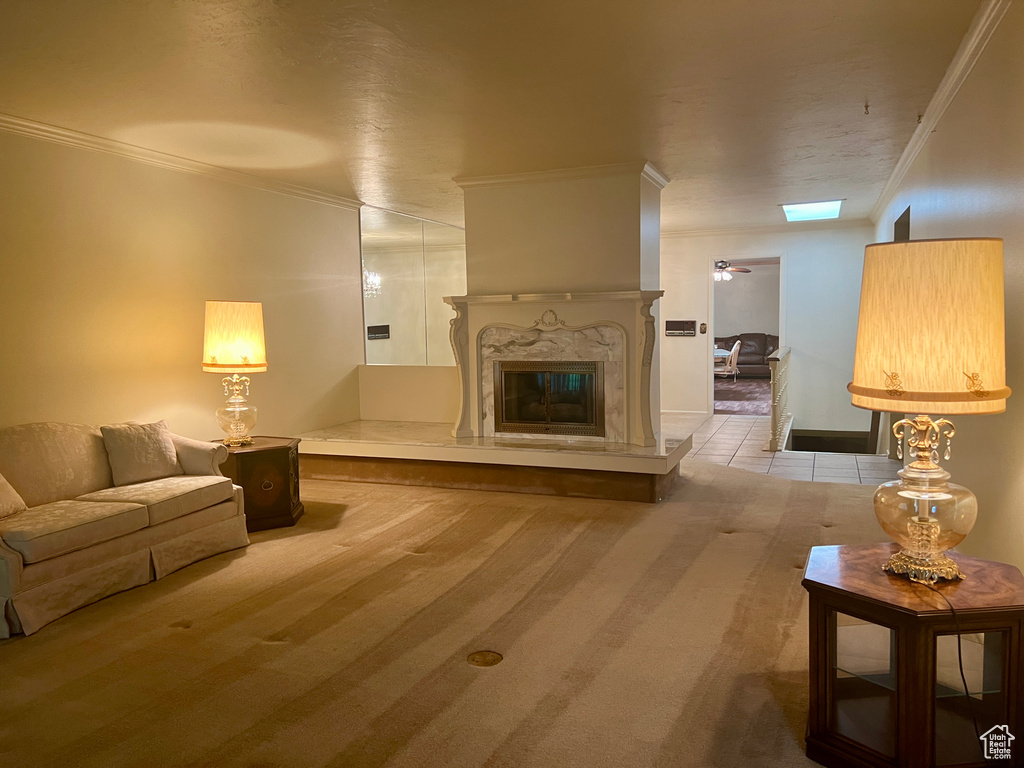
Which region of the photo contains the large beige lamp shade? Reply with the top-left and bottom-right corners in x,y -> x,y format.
849,238 -> 1008,414
847,238 -> 1010,584
202,301 -> 268,446
202,301 -> 267,373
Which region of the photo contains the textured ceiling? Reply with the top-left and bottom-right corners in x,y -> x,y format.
0,0 -> 982,232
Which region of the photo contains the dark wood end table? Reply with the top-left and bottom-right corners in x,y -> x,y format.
802,543 -> 1024,768
219,436 -> 304,532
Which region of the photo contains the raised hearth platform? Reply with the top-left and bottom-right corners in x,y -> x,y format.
296,421 -> 691,503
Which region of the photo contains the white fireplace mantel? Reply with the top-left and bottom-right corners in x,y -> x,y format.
443,290 -> 663,447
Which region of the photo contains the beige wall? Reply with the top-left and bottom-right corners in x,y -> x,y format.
873,4 -> 1024,568
714,263 -> 780,337
660,224 -> 873,431
0,130 -> 364,438
357,364 -> 459,423
660,239 -> 712,415
463,172 -> 648,294
640,175 -> 663,292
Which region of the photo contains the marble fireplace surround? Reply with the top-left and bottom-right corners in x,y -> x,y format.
482,325 -> 622,442
444,291 -> 663,447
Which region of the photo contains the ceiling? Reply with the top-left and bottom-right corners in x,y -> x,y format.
0,1 -> 983,233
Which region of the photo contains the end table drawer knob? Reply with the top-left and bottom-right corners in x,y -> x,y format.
261,480 -> 274,491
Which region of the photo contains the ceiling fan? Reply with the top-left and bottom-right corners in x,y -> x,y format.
713,260 -> 751,281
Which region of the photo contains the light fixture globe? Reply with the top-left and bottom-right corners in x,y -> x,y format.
713,260 -> 749,279
848,238 -> 1009,584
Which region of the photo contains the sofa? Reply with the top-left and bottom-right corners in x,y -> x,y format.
713,332 -> 780,377
0,421 -> 249,637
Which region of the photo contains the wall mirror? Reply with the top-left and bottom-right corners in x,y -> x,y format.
360,208 -> 467,366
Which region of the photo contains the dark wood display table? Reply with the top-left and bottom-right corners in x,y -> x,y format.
802,543 -> 1024,768
219,437 -> 304,532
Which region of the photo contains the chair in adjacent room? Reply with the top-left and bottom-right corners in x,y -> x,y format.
714,340 -> 741,382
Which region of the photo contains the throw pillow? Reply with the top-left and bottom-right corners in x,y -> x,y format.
101,420 -> 184,487
0,471 -> 27,519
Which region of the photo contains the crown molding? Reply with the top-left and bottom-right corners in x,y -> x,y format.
661,217 -> 873,239
0,112 -> 363,211
455,161 -> 669,190
869,0 -> 1012,224
640,163 -> 670,189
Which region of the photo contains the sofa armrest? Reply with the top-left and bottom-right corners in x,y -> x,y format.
171,434 -> 228,476
0,536 -> 24,597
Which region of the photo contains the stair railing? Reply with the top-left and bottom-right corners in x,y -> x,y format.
768,346 -> 792,452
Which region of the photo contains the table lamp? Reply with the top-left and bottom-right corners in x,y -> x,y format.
848,238 -> 1010,583
202,300 -> 267,446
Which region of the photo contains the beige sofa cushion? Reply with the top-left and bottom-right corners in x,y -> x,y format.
77,475 -> 234,526
18,497 -> 242,592
101,421 -> 184,486
0,423 -> 114,507
0,500 -> 148,564
0,472 -> 27,520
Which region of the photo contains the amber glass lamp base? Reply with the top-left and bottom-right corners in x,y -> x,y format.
874,415 -> 977,585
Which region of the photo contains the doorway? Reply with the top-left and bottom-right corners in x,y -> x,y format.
712,257 -> 781,415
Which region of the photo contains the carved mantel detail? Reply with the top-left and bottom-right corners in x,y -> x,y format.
534,309 -> 565,329
635,291 -> 663,445
637,292 -> 660,369
442,297 -> 474,438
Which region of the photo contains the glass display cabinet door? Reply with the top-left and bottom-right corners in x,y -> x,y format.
935,631 -> 1007,766
831,611 -> 897,759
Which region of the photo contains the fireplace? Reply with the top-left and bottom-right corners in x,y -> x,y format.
445,291 -> 661,445
493,361 -> 605,436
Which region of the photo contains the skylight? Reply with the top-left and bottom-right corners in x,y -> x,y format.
782,200 -> 843,222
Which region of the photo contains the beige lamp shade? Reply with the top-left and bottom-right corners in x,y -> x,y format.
848,238 -> 1010,414
202,301 -> 268,373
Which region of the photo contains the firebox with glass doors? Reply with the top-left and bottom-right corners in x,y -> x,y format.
493,361 -> 604,437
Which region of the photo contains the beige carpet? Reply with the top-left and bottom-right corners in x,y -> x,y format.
0,460 -> 882,768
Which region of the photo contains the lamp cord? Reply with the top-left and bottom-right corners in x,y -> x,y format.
916,581 -> 983,753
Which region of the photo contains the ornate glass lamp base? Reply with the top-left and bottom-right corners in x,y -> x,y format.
215,374 -> 258,448
883,550 -> 966,584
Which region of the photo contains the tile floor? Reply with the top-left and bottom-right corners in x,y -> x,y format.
669,413 -> 902,485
